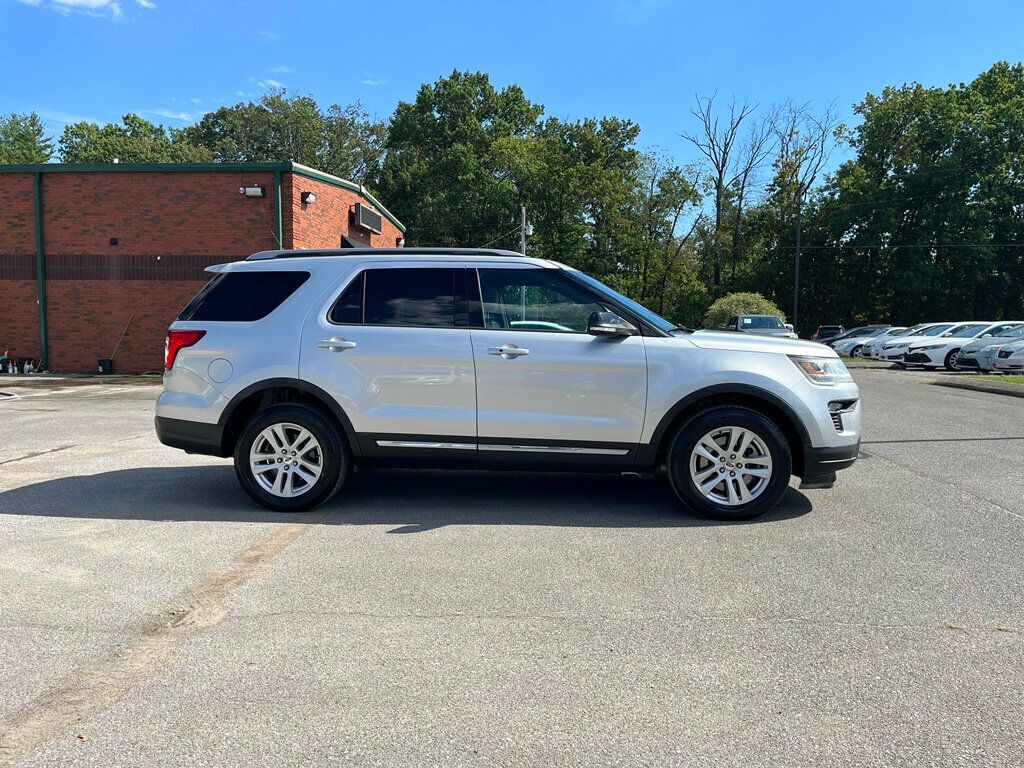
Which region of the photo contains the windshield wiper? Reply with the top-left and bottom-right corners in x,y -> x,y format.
671,324 -> 694,334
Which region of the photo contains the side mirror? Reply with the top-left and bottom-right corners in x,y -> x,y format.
784,323 -> 794,331
587,311 -> 638,337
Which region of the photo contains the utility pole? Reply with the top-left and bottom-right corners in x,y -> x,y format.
792,198 -> 802,333
519,204 -> 527,255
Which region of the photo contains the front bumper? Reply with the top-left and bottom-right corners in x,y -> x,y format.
902,350 -> 941,366
800,442 -> 860,489
155,415 -> 227,457
993,358 -> 1024,371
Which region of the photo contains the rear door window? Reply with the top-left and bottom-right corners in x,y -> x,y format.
329,268 -> 462,328
178,271 -> 310,322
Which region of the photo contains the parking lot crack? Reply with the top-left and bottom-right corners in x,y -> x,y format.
0,516 -> 323,767
0,445 -> 77,467
858,446 -> 1024,521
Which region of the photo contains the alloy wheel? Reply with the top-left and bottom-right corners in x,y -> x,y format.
688,426 -> 773,507
249,422 -> 323,498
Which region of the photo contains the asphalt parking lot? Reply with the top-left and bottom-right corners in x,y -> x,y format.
0,371 -> 1022,767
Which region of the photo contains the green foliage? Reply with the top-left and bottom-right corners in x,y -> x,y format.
182,89 -> 385,183
0,112 -> 54,163
374,70 -> 543,248
59,113 -> 211,163
703,292 -> 787,329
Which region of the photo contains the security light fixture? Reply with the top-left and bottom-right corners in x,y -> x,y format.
240,185 -> 265,198
301,191 -> 317,205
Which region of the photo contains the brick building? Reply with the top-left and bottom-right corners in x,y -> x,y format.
0,162 -> 405,373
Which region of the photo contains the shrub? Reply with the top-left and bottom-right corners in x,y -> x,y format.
703,292 -> 787,329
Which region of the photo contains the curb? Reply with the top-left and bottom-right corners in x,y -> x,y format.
933,379 -> 1024,399
0,375 -> 162,389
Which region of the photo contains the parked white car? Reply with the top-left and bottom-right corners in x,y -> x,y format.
992,338 -> 1024,372
833,327 -> 904,358
863,325 -> 933,359
877,323 -> 960,362
903,322 -> 1019,370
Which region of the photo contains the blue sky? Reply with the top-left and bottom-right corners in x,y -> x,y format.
2,0 -> 1023,174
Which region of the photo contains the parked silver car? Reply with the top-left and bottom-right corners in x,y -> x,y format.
956,324 -> 1024,371
722,314 -> 799,340
156,248 -> 860,520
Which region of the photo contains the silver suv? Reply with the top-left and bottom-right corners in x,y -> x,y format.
156,248 -> 860,520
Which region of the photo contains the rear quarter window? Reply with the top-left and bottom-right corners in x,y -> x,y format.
178,271 -> 310,322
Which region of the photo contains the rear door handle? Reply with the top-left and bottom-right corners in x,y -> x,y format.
487,344 -> 529,358
317,337 -> 357,351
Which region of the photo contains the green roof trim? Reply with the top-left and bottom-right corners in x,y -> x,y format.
0,161 -> 406,234
289,162 -> 406,234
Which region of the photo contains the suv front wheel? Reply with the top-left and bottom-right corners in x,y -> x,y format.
667,406 -> 792,520
233,403 -> 349,512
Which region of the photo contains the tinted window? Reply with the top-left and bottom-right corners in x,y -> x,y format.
178,271 -> 309,322
329,272 -> 364,324
478,268 -> 607,333
364,268 -> 456,327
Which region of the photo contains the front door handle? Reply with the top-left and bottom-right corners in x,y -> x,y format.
317,337 -> 357,351
487,344 -> 529,358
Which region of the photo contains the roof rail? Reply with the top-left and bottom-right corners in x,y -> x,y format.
246,247 -> 526,261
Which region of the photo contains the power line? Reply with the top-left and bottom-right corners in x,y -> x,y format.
476,224 -> 523,249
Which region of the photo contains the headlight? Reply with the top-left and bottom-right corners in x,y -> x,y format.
789,355 -> 854,385
916,343 -> 947,351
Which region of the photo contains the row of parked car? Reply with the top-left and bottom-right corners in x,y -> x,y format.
818,322 -> 1024,372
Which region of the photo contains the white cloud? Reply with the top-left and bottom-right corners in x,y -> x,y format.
361,78 -> 386,87
258,79 -> 285,90
31,106 -> 101,125
258,30 -> 279,42
269,65 -> 294,75
18,0 -> 155,17
137,108 -> 193,122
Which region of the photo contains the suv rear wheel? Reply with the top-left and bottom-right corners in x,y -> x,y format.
233,403 -> 349,512
667,406 -> 792,520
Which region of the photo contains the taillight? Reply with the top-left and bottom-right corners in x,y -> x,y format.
165,330 -> 206,370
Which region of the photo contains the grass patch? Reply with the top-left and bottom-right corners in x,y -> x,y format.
976,375 -> 1024,385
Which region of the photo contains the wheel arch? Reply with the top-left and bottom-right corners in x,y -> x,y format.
217,378 -> 360,458
640,384 -> 810,477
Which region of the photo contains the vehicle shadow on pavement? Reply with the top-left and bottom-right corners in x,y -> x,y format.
0,465 -> 812,529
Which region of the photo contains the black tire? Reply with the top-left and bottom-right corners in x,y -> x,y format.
944,348 -> 961,371
233,403 -> 350,512
850,345 -> 863,358
666,405 -> 793,521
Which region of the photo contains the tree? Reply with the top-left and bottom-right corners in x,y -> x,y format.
0,112 -> 55,163
682,95 -> 765,287
766,100 -> 842,329
182,90 -> 386,183
374,70 -> 544,248
703,292 -> 787,329
59,113 -> 210,163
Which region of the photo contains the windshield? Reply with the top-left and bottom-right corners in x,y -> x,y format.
921,324 -> 955,336
950,323 -> 990,338
991,323 -> 1024,337
743,316 -> 785,329
567,271 -> 677,334
847,327 -> 879,337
